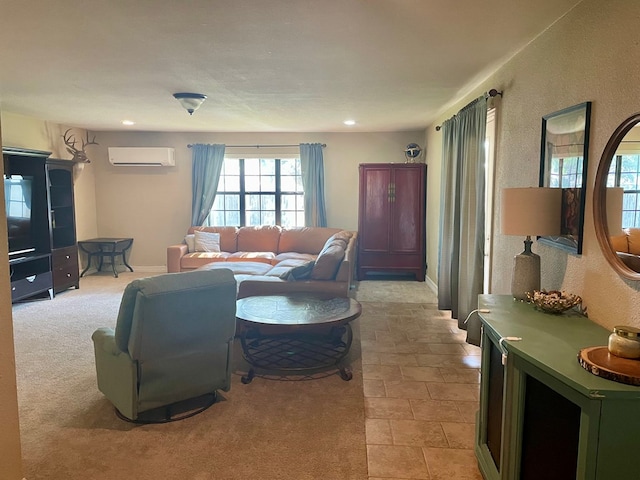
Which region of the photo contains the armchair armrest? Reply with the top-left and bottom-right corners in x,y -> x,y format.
91,327 -> 137,419
167,244 -> 189,273
91,327 -> 122,356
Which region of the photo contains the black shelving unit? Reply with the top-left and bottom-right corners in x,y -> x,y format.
46,159 -> 79,294
3,147 -> 54,302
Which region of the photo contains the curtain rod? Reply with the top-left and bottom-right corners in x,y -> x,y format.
435,88 -> 503,131
187,143 -> 326,148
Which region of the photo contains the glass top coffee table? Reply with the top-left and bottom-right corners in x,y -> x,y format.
236,294 -> 362,383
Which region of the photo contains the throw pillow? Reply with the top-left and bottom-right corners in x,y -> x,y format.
278,261 -> 315,281
194,230 -> 221,252
311,243 -> 346,280
184,234 -> 196,253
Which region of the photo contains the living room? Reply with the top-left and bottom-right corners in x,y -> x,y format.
3,0 -> 640,478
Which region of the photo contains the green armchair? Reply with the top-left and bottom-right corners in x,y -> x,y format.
91,269 -> 237,422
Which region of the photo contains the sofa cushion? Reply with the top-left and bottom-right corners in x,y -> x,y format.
189,226 -> 238,253
274,252 -> 317,264
194,230 -> 221,252
310,235 -> 347,280
184,234 -> 196,252
228,251 -> 276,264
611,233 -> 629,253
237,225 -> 282,253
200,261 -> 273,276
278,227 -> 342,254
181,252 -> 231,270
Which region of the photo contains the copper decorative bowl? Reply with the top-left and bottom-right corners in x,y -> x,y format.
527,290 -> 582,314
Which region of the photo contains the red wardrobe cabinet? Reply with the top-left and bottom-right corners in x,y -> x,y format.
357,163 -> 426,281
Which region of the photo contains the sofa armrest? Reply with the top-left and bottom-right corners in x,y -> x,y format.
167,244 -> 188,273
617,251 -> 640,272
335,232 -> 357,286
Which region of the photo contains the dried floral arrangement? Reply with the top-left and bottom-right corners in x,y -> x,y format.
527,290 -> 583,314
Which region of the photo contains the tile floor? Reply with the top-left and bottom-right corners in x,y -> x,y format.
358,300 -> 483,480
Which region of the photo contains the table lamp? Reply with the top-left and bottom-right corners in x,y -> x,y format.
501,187 -> 562,301
606,187 -> 624,236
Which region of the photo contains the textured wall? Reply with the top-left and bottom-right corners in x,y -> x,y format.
425,0 -> 640,330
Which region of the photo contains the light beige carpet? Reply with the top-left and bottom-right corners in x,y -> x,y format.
12,272 -> 367,480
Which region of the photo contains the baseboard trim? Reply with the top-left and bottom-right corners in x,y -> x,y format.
425,275 -> 437,294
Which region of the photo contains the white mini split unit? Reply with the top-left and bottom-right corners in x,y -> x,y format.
108,147 -> 175,167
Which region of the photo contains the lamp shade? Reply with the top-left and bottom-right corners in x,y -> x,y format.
501,187 -> 562,236
606,187 -> 624,236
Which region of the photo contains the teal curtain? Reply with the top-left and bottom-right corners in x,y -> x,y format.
191,144 -> 225,226
299,143 -> 327,227
437,96 -> 487,346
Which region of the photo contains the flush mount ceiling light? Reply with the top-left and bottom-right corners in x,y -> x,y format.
173,92 -> 207,115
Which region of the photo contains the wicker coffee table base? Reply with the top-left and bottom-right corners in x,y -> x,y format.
240,324 -> 354,383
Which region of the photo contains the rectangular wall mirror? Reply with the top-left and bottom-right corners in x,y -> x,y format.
539,101 -> 592,254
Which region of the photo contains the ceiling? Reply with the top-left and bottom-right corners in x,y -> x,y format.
0,0 -> 582,133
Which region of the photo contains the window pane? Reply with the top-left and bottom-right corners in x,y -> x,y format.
281,211 -> 296,227
226,211 -> 240,226
260,159 -> 275,175
620,173 -> 637,190
281,158 -> 297,175
245,158 -> 260,174
209,211 -> 225,226
261,175 -> 275,192
222,175 -> 239,192
225,195 -> 239,210
245,175 -> 260,191
224,158 -> 240,175
261,194 -> 275,210
212,195 -> 224,210
262,211 -> 276,225
246,194 -> 260,210
282,194 -> 296,210
247,211 -> 261,226
281,175 -> 297,191
297,211 -> 305,226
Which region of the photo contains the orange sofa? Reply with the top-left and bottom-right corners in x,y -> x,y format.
167,225 -> 357,298
610,227 -> 640,271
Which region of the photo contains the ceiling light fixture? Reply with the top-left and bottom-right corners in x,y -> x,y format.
344,119 -> 356,126
173,92 -> 207,115
122,120 -> 135,126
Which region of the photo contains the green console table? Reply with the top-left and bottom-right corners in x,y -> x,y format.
475,294 -> 640,480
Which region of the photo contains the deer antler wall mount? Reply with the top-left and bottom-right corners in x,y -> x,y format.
62,129 -> 99,163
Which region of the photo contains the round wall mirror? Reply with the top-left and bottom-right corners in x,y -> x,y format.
594,113 -> 640,280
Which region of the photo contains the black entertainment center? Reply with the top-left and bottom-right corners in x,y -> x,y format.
3,147 -> 79,302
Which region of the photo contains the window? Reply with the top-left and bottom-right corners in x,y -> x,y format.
548,156 -> 583,188
207,157 -> 305,227
608,153 -> 640,227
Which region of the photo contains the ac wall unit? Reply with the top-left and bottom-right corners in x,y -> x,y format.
108,147 -> 175,167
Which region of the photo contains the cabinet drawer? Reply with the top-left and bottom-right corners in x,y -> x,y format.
52,245 -> 78,266
11,271 -> 53,302
52,246 -> 79,293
